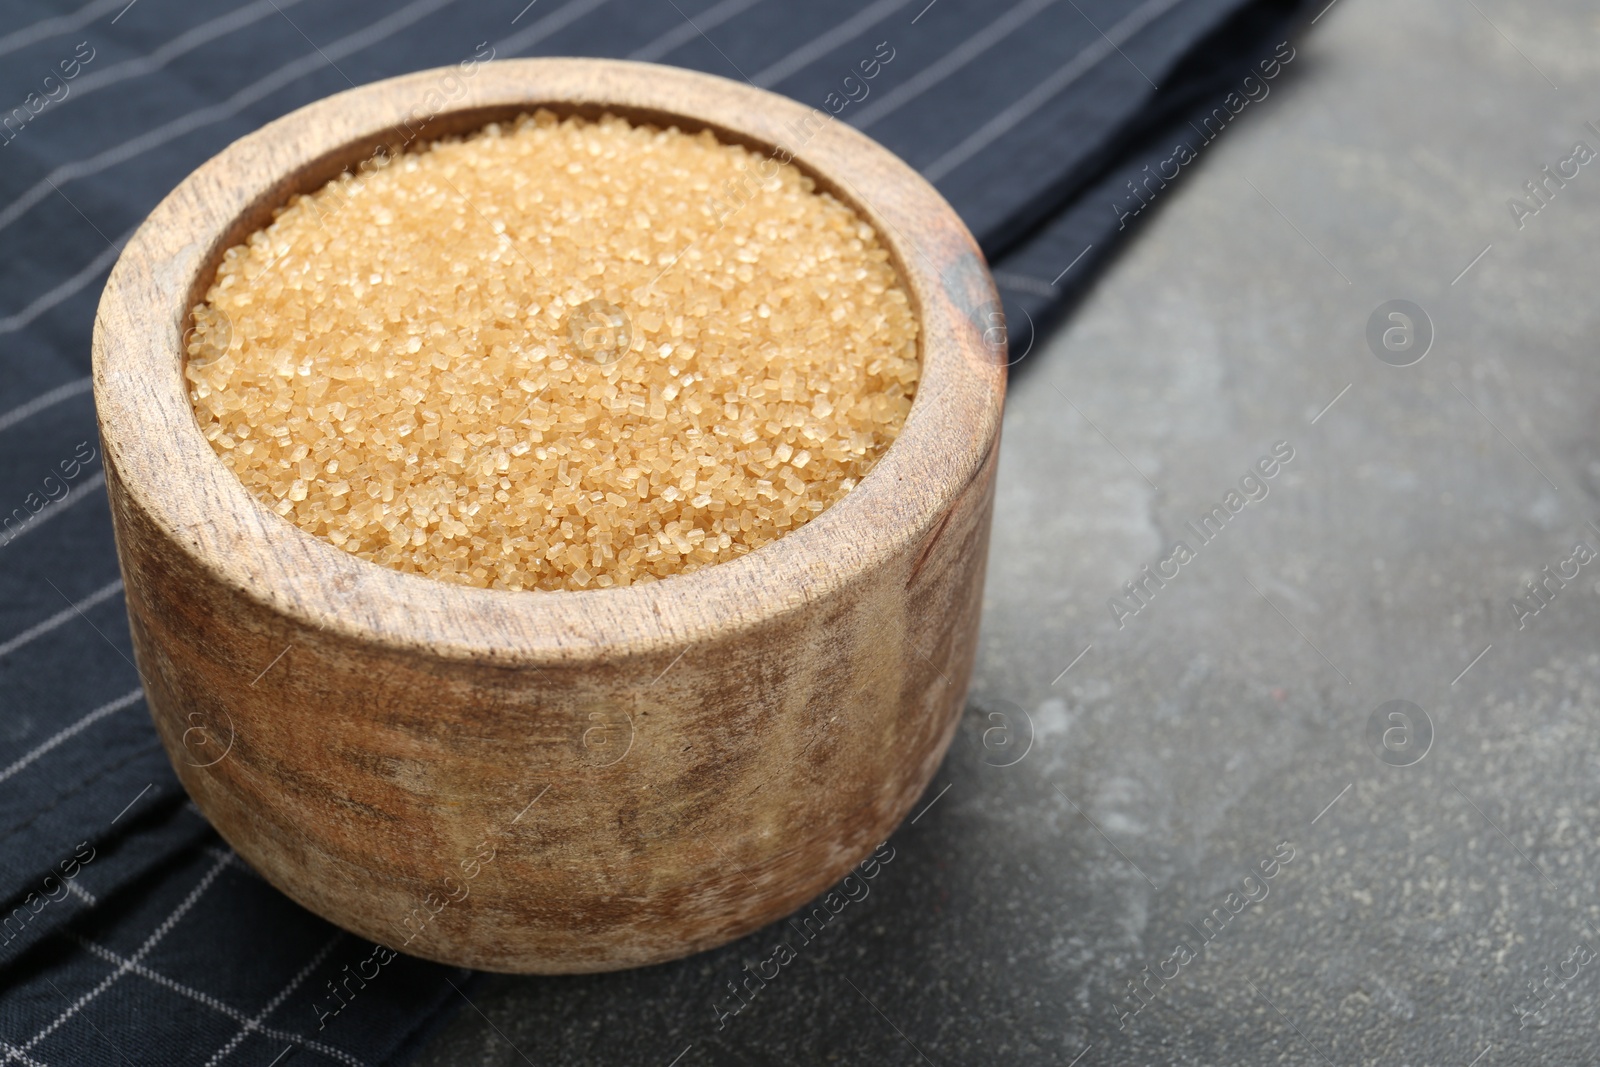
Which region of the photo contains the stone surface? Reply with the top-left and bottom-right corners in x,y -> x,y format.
416,0 -> 1600,1061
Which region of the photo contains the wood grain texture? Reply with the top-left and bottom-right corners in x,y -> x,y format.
92,58 -> 1005,973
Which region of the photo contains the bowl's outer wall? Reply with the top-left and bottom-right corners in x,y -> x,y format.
111,439 -> 996,973
94,58 -> 1006,973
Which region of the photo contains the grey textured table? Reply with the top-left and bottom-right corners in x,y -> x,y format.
417,0 -> 1600,1062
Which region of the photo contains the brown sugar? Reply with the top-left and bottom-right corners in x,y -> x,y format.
185,111 -> 919,591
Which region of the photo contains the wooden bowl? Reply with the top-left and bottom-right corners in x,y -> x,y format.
93,58 -> 1005,974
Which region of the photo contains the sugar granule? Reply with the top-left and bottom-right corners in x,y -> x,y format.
186,111 -> 919,591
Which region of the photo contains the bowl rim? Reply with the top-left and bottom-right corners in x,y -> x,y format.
93,56 -> 1004,667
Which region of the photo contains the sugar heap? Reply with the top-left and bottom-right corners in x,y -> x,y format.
186,111 -> 919,590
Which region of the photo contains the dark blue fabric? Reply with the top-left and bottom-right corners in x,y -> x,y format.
0,0 -> 1309,1061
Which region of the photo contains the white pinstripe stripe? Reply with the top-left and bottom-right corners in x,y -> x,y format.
0,685 -> 141,787
0,378 -> 92,436
852,0 -> 1060,130
0,579 -> 123,660
203,934 -> 350,1066
628,0 -> 763,62
203,844 -> 267,882
0,0 -> 123,58
63,0 -> 313,107
69,933 -> 369,1067
9,850 -> 231,1062
751,0 -> 917,88
493,0 -> 615,58
992,270 -> 1058,298
0,469 -> 106,548
0,1041 -> 48,1067
61,879 -> 96,907
0,239 -> 129,337
69,935 -> 238,1024
922,0 -> 1184,181
0,0 -> 465,241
